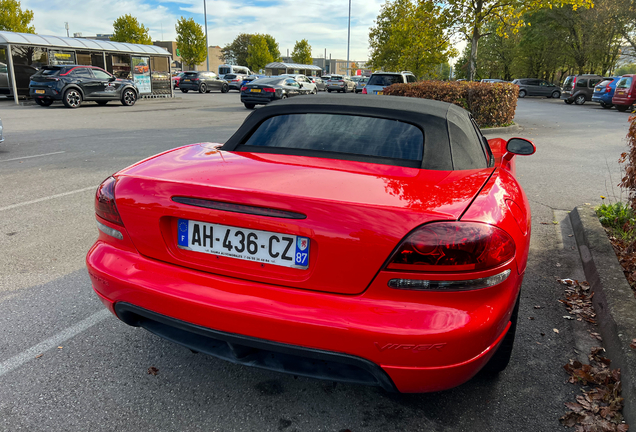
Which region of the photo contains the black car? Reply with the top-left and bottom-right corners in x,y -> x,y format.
240,76 -> 310,109
179,71 -> 229,93
511,78 -> 561,99
29,65 -> 138,108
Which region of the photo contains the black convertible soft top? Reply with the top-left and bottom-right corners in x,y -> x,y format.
221,94 -> 491,170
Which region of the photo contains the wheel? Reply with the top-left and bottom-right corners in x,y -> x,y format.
199,83 -> 207,93
327,89 -> 332,93
121,88 -> 137,106
312,88 -> 317,94
63,88 -> 82,108
564,99 -> 573,104
574,94 -> 585,105
602,103 -> 613,109
280,95 -> 288,99
34,98 -> 53,107
518,89 -> 526,98
244,103 -> 255,109
221,84 -> 229,93
96,101 -> 108,106
482,296 -> 519,374
181,89 -> 188,93
617,105 -> 629,112
551,90 -> 560,98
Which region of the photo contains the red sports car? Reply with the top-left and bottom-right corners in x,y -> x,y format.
86,95 -> 535,393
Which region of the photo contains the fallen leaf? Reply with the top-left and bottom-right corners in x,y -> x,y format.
631,339 -> 636,350
147,366 -> 159,376
541,332 -> 546,336
554,328 -> 560,334
564,316 -> 575,320
57,346 -> 63,349
529,316 -> 535,320
35,354 -> 43,359
534,305 -> 542,309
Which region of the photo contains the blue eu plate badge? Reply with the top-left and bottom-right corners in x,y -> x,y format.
178,219 -> 189,247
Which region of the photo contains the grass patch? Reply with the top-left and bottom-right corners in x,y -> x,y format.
596,201 -> 636,242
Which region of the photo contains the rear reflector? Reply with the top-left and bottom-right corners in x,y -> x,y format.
240,86 -> 247,91
388,269 -> 511,291
97,220 -> 123,240
172,196 -> 306,219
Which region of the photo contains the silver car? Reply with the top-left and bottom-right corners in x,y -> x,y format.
326,75 -> 356,93
363,71 -> 417,95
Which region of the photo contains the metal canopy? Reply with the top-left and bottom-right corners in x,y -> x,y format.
265,62 -> 322,71
0,31 -> 170,56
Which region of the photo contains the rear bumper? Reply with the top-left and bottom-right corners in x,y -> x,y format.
87,240 -> 522,393
591,94 -> 612,103
612,96 -> 636,106
240,94 -> 276,105
29,87 -> 62,100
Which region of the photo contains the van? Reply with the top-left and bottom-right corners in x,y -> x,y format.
561,74 -> 604,105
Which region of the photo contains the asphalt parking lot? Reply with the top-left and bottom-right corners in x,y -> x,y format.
0,92 -> 632,431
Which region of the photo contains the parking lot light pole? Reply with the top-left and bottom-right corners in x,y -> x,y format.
204,0 -> 209,71
346,0 -> 351,75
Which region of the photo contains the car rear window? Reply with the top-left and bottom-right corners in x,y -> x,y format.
617,77 -> 632,89
597,80 -> 612,87
183,72 -> 198,77
242,114 -> 423,162
563,76 -> 574,88
367,74 -> 403,86
251,77 -> 284,85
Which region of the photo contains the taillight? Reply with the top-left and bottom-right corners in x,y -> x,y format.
263,87 -> 276,93
362,87 -> 367,94
386,222 -> 515,272
240,86 -> 247,91
571,77 -> 577,89
606,84 -> 611,93
95,176 -> 123,226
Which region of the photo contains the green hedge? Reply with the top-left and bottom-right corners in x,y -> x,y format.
382,81 -> 519,128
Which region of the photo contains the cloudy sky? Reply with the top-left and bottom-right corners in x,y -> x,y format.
21,0 -> 389,61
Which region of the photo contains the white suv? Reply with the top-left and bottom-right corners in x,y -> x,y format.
362,71 -> 417,95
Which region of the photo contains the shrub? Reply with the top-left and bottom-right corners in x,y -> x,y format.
620,115 -> 636,211
382,81 -> 518,128
596,201 -> 636,241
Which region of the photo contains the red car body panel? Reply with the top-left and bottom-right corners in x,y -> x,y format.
112,143 -> 494,295
86,108 -> 532,392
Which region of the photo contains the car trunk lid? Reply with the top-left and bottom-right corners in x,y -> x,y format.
114,144 -> 494,295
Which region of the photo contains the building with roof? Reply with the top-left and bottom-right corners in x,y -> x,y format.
0,30 -> 173,104
264,62 -> 323,77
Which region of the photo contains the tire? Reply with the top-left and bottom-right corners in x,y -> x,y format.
96,101 -> 108,106
564,99 -> 573,104
221,84 -> 229,93
181,89 -> 188,93
280,95 -> 288,99
312,88 -> 317,94
63,88 -> 82,108
34,98 -> 53,107
551,90 -> 560,99
482,296 -> 519,374
121,88 -> 137,106
244,103 -> 255,109
518,89 -> 526,98
327,89 -> 332,93
199,83 -> 207,93
574,94 -> 586,105
617,105 -> 629,112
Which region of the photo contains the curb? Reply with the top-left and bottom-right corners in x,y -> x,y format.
481,123 -> 522,135
570,206 -> 636,425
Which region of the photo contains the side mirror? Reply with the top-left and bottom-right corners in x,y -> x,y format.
299,83 -> 303,88
109,76 -> 116,82
503,137 -> 536,163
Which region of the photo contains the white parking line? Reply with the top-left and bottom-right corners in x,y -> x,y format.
0,151 -> 65,162
0,186 -> 96,212
0,309 -> 110,378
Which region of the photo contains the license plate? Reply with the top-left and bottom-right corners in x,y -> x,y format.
250,89 -> 261,93
177,219 -> 310,269
35,89 -> 45,94
594,88 -> 600,92
376,91 -> 383,95
184,79 -> 190,82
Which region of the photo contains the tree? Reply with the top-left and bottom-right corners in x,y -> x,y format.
444,0 -> 594,80
111,14 -> 152,45
369,0 -> 456,78
175,17 -> 207,70
291,39 -> 312,65
246,34 -> 273,72
263,34 -> 282,62
221,33 -> 281,66
0,0 -> 34,33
